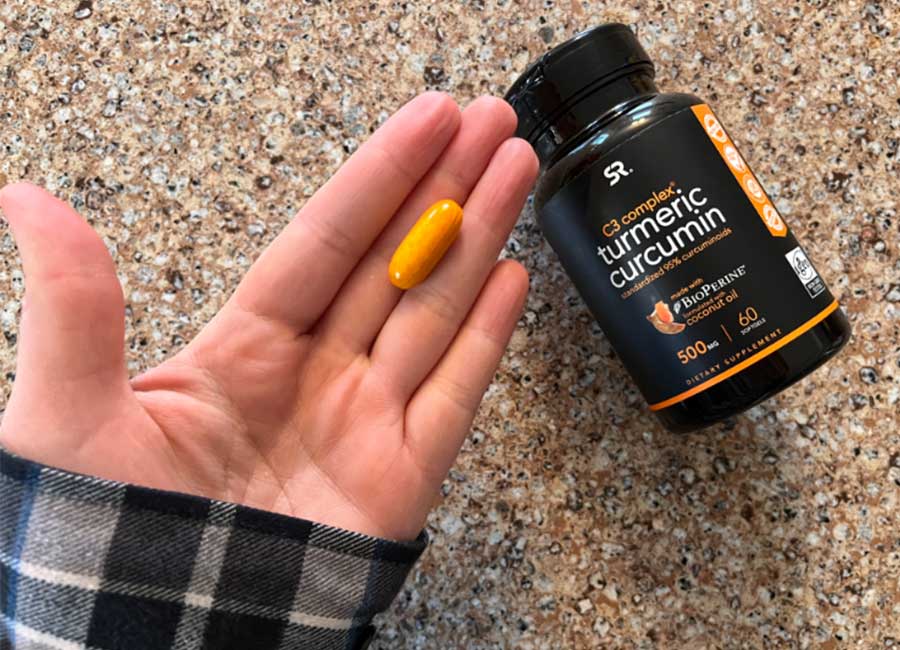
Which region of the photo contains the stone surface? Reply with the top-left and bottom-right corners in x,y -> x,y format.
1,1 -> 898,648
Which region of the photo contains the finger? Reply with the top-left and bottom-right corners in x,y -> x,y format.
222,92 -> 460,334
0,183 -> 129,445
404,260 -> 528,476
316,96 -> 518,353
371,137 -> 538,397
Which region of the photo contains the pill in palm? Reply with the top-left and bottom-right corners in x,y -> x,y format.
389,199 -> 463,290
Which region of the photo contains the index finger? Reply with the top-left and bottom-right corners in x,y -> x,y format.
225,92 -> 461,334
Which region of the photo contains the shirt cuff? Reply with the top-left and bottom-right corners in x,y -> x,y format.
0,447 -> 426,650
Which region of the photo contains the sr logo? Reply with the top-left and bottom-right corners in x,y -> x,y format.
603,160 -> 632,186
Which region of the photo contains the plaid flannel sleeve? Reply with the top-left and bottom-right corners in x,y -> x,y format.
0,447 -> 427,650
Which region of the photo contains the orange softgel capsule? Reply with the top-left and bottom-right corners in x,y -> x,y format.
389,199 -> 463,290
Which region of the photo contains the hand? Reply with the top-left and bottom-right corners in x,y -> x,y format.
0,93 -> 537,541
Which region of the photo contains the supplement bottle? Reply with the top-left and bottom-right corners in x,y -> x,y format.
506,24 -> 851,432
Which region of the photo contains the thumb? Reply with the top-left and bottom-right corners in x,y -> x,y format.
0,182 -> 129,445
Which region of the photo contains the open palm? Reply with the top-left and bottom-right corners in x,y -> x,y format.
0,93 -> 537,541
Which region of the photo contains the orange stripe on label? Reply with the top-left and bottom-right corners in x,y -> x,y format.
649,300 -> 840,411
691,104 -> 787,238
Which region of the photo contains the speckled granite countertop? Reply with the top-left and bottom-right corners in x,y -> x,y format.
1,1 -> 898,648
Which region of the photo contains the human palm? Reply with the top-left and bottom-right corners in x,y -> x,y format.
0,93 -> 537,541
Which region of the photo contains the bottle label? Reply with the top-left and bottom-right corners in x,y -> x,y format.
541,104 -> 839,409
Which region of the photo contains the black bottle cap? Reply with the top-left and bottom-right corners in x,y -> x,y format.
506,24 -> 655,153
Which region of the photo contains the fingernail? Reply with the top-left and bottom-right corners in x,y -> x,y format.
389,199 -> 463,290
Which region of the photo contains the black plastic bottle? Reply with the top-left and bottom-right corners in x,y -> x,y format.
506,24 -> 851,432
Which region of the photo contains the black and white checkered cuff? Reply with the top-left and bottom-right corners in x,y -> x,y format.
0,447 -> 426,649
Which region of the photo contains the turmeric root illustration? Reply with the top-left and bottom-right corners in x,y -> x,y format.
647,301 -> 685,335
654,301 -> 674,324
